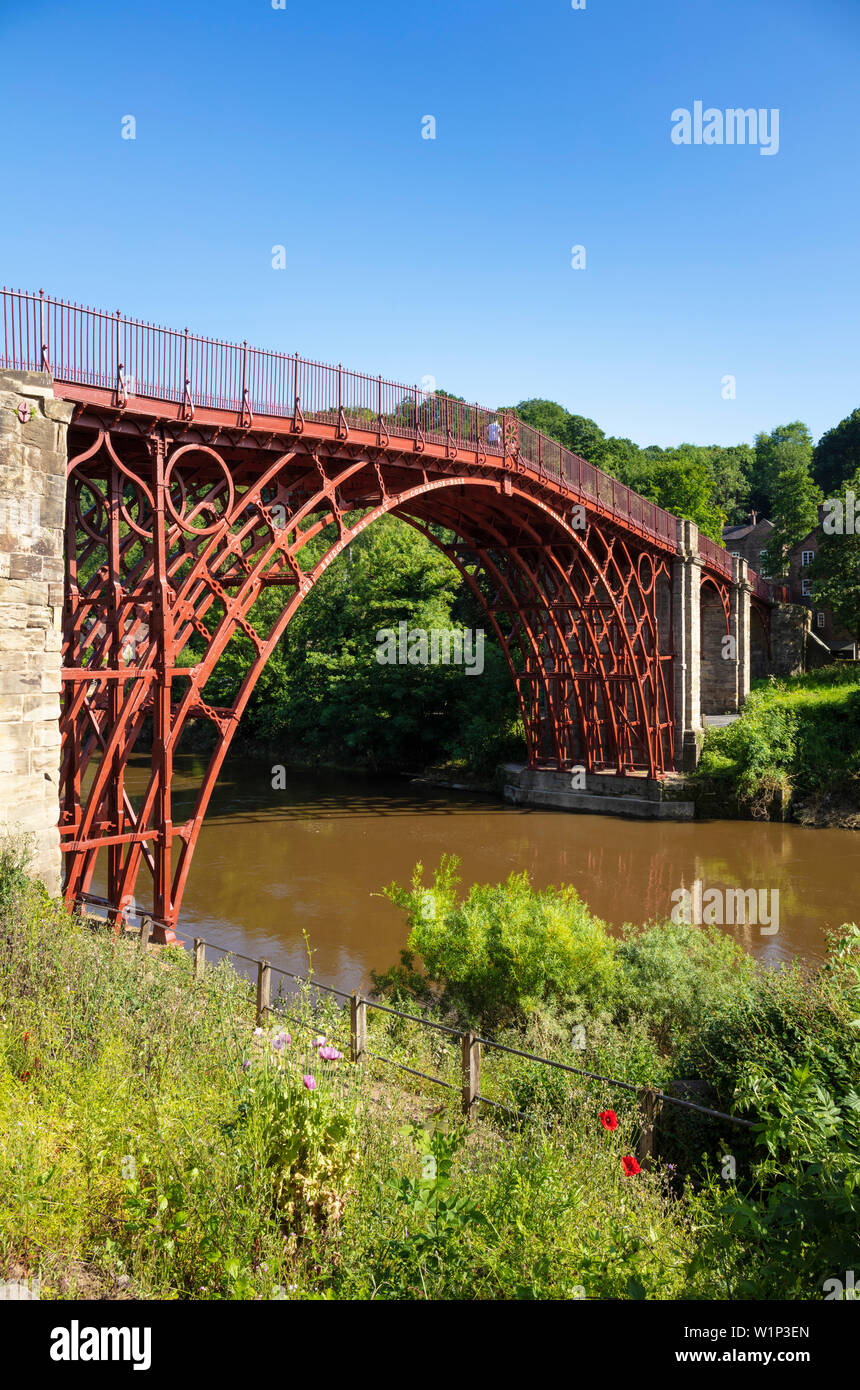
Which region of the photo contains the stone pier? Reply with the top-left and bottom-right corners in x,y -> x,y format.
672,520 -> 703,770
0,371 -> 72,894
674,529 -> 756,770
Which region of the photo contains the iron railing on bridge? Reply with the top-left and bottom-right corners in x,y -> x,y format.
699,533 -> 734,580
3,287 -> 678,549
2,286 -> 790,591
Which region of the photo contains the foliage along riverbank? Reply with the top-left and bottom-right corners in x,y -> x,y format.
1,841 -> 858,1301
691,665 -> 860,827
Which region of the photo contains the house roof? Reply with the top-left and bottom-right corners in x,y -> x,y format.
722,518 -> 774,540
787,527 -> 820,554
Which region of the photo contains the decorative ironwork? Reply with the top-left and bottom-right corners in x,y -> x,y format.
0,289 -> 776,940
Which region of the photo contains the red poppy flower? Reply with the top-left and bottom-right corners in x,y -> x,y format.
621,1155 -> 642,1176
599,1109 -> 618,1131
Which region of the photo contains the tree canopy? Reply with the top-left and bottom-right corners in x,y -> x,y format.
809,472 -> 860,641
813,407 -> 860,497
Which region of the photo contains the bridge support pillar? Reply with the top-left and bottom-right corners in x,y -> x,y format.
672,520 -> 702,771
701,556 -> 751,717
733,557 -> 752,708
0,370 -> 72,895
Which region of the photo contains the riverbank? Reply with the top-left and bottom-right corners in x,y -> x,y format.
220,663 -> 860,830
692,664 -> 860,828
1,852 -> 858,1301
422,665 -> 860,828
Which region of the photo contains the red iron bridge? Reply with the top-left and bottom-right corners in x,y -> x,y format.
1,289 -> 784,940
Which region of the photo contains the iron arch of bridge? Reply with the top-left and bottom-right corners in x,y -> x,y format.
60,424 -> 676,939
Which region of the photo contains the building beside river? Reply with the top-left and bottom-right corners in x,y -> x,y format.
723,513 -> 857,661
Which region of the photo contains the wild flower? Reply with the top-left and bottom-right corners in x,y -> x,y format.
303,1075 -> 317,1091
621,1155 -> 642,1177
599,1109 -> 618,1131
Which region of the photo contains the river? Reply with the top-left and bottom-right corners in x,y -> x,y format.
102,754 -> 860,992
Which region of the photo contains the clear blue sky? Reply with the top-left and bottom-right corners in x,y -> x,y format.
2,0 -> 858,448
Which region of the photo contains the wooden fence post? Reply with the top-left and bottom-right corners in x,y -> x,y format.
350,991 -> 367,1063
637,1085 -> 663,1166
139,917 -> 152,953
256,958 -> 271,1027
461,1031 -> 481,1120
192,937 -> 205,979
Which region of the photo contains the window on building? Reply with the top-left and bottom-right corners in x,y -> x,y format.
801,579 -> 813,596
758,553 -> 769,577
730,551 -> 740,558
817,612 -> 826,629
801,549 -> 815,567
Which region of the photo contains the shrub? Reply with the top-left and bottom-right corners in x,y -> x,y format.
696,665 -> 860,817
668,927 -> 860,1179
0,832 -> 35,918
382,855 -> 619,1028
676,952 -> 857,1107
688,1060 -> 860,1298
615,919 -> 757,1050
698,693 -> 796,813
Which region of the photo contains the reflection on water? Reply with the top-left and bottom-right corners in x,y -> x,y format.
99,754 -> 859,994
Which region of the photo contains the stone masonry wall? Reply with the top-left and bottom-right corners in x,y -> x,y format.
770,602 -> 812,678
0,371 -> 72,894
700,588 -> 737,713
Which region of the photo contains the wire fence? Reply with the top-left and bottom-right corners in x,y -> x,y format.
73,892 -> 758,1160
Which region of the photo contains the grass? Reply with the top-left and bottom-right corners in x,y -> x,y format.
0,873 -> 703,1301
1,848 -> 858,1301
695,663 -> 860,822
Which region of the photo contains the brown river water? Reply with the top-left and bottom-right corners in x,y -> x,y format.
98,754 -> 860,993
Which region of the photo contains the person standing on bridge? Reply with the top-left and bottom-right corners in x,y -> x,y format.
486,418 -> 502,450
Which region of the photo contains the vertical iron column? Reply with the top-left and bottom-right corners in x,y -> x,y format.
107,460 -> 125,924
151,434 -> 175,940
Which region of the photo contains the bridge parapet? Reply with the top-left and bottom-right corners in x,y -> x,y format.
0,287 -> 780,596
0,288 -> 686,556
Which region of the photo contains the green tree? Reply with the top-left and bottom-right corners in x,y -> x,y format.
565,412 -> 607,462
513,398 -> 571,445
194,514 -> 522,773
513,400 -> 608,465
703,444 -> 754,523
752,422 -> 814,518
598,436 -> 643,480
761,458 -> 822,578
809,472 -> 860,641
622,449 -> 726,540
813,407 -> 860,496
